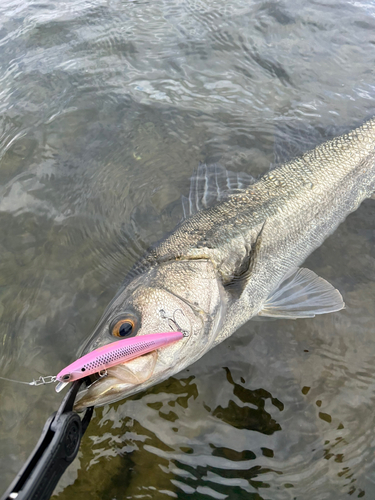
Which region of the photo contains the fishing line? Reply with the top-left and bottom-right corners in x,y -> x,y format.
0,370 -> 108,388
0,375 -> 57,386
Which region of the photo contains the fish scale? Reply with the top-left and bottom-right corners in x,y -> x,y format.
74,118 -> 375,409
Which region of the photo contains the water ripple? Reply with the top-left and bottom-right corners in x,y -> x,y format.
1,0 -> 375,499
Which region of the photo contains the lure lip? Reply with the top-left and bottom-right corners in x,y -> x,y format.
55,331 -> 183,392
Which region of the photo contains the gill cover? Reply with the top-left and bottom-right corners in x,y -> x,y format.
74,258 -> 227,409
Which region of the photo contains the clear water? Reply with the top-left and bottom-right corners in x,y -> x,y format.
1,1 -> 375,498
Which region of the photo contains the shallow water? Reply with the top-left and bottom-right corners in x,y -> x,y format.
1,0 -> 375,498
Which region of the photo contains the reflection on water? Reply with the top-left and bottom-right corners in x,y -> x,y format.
1,0 -> 375,498
55,370 -> 285,500
212,368 -> 283,434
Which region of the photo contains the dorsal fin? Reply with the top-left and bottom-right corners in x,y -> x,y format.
181,164 -> 255,218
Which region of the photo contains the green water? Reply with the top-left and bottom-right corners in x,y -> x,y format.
1,0 -> 375,498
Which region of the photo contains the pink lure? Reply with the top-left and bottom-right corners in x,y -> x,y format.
55,331 -> 183,392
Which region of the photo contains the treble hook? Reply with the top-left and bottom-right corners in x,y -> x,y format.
159,309 -> 189,337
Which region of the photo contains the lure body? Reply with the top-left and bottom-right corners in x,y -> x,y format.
56,332 -> 183,390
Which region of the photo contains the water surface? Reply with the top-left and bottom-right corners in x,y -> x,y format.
1,0 -> 375,498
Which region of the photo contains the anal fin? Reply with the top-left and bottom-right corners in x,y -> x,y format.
259,267 -> 344,319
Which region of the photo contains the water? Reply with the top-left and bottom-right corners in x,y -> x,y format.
1,0 -> 375,498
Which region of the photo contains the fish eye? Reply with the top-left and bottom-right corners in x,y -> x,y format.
111,316 -> 137,338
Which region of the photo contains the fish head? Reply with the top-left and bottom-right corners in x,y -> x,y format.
74,259 -> 226,410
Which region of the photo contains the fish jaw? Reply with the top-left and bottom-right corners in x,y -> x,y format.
74,351 -> 158,411
74,259 -> 227,409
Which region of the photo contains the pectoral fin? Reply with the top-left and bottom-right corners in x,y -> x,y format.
259,267 -> 344,319
224,223 -> 265,295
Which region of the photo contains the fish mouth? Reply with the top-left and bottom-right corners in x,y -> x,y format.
73,350 -> 158,411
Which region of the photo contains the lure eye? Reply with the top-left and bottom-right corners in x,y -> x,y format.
111,317 -> 137,338
62,374 -> 71,381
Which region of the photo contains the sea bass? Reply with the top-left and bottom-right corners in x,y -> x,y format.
74,118 -> 375,410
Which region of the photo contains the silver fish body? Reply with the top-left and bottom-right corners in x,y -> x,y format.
75,118 -> 375,410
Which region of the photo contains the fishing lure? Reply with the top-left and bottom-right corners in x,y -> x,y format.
55,331 -> 183,392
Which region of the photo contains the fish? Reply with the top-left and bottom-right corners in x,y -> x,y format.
74,118 -> 375,411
